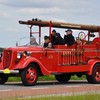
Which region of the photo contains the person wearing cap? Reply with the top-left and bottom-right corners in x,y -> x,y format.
64,29 -> 75,46
30,36 -> 38,45
43,36 -> 51,47
51,29 -> 64,45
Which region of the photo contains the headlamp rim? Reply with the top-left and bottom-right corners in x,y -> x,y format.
17,52 -> 22,59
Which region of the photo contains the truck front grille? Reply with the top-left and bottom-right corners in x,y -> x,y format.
3,50 -> 12,69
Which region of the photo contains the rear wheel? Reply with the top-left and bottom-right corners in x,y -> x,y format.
86,64 -> 100,84
55,74 -> 71,83
0,74 -> 8,84
20,64 -> 39,86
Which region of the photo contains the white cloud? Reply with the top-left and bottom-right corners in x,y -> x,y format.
17,7 -> 62,15
0,10 -> 9,18
0,0 -> 88,8
6,28 -> 19,32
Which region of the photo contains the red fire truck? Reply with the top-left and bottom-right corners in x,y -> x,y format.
0,19 -> 100,86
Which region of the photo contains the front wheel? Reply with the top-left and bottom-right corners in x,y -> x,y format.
20,64 -> 39,86
0,74 -> 8,84
55,74 -> 71,83
86,64 -> 100,84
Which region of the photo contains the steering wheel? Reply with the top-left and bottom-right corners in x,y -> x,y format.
78,32 -> 86,45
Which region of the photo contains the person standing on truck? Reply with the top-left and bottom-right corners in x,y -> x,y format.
51,29 -> 64,45
64,29 -> 75,46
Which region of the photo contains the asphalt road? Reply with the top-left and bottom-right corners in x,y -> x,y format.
0,80 -> 100,99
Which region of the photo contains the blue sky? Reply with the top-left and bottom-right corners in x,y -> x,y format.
0,0 -> 100,47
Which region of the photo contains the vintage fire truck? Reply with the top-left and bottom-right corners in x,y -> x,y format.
0,19 -> 100,86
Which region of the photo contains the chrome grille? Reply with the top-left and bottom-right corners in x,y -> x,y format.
3,50 -> 12,69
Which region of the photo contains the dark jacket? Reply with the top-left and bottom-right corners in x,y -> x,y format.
64,34 -> 75,46
43,43 -> 49,47
51,33 -> 64,45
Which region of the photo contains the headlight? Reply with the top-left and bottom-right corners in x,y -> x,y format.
24,51 -> 31,56
17,52 -> 22,59
0,52 -> 2,58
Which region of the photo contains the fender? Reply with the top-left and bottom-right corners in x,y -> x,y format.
15,57 -> 51,75
0,62 -> 3,70
87,59 -> 100,75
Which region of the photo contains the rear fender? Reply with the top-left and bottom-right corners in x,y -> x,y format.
15,57 -> 51,75
87,59 -> 100,75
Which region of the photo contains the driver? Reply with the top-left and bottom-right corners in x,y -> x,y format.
30,36 -> 38,45
64,29 -> 75,46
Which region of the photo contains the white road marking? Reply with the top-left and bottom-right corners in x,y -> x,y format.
0,89 -> 12,92
65,85 -> 81,88
19,90 -> 100,100
31,87 -> 49,90
94,84 -> 100,86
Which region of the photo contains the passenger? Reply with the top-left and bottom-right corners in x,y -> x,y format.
51,29 -> 64,45
76,38 -> 86,45
43,36 -> 51,48
76,38 -> 82,45
30,36 -> 38,45
64,29 -> 75,46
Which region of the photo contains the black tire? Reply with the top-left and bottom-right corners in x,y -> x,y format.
20,64 -> 39,86
0,74 -> 8,84
86,75 -> 93,83
55,74 -> 71,83
86,64 -> 100,84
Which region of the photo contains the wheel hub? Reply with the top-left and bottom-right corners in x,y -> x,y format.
30,72 -> 34,77
95,68 -> 100,80
26,67 -> 37,83
96,72 -> 99,77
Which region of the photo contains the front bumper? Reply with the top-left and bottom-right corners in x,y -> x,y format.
0,69 -> 19,74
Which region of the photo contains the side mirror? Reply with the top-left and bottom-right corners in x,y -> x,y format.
16,42 -> 18,47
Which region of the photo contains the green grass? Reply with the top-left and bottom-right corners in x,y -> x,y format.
15,93 -> 100,100
71,75 -> 86,80
38,75 -> 55,81
8,77 -> 21,82
8,75 -> 86,82
38,75 -> 86,81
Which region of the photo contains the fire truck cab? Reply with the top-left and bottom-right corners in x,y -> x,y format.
0,18 -> 100,86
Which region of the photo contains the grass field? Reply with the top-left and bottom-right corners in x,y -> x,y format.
14,93 -> 100,100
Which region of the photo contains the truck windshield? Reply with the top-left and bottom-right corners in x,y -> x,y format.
18,37 -> 39,46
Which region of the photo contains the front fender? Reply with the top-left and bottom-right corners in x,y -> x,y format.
87,59 -> 100,75
0,62 -> 3,70
15,57 -> 51,75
